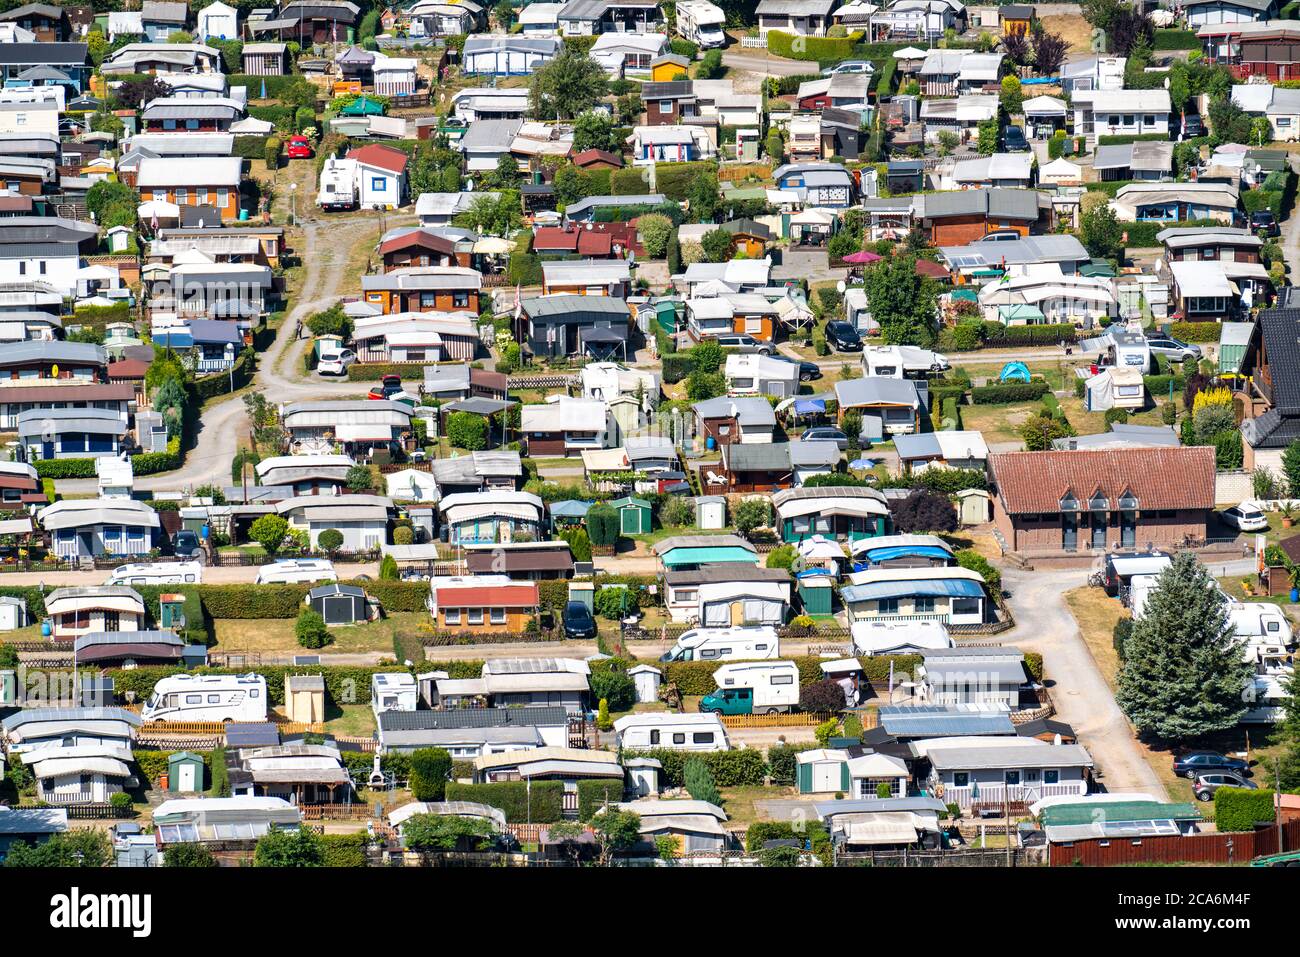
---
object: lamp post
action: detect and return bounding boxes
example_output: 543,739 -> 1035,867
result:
290,182 -> 298,226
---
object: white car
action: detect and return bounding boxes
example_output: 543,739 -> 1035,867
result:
318,349 -> 357,376
1222,502 -> 1270,533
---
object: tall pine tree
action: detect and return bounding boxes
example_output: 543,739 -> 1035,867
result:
1115,552 -> 1251,742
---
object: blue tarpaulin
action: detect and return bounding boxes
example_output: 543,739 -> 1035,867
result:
856,545 -> 954,564
841,578 -> 986,603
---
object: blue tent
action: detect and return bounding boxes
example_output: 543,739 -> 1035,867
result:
793,398 -> 826,416
1000,361 -> 1031,383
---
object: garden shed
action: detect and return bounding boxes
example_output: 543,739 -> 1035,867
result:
0,595 -> 29,631
694,495 -> 727,530
796,749 -> 851,794
611,496 -> 652,535
628,664 -> 662,704
796,573 -> 834,616
307,584 -> 370,625
284,674 -> 326,724
956,489 -> 993,526
166,751 -> 205,793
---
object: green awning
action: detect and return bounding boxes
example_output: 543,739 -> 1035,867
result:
660,547 -> 761,567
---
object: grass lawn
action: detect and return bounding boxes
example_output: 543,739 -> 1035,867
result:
212,610 -> 429,654
218,544 -> 267,557
1219,576 -> 1295,606
957,400 -> 1040,446
718,785 -> 794,825
322,703 -> 376,737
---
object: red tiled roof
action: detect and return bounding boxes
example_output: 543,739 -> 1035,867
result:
347,143 -> 409,174
988,447 -> 1216,515
577,230 -> 612,256
380,229 -> 455,258
532,227 -> 579,252
571,148 -> 623,169
435,583 -> 539,607
107,359 -> 150,380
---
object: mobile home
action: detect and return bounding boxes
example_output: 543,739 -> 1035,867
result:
105,561 -> 203,587
372,672 -> 418,721
658,625 -> 780,663
140,673 -> 268,723
701,660 -> 800,714
255,559 -> 339,585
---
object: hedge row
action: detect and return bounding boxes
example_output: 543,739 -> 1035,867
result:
231,135 -> 270,160
135,437 -> 184,477
1167,321 -> 1224,343
1214,786 -> 1275,832
970,381 -> 1052,404
196,580 -> 430,619
347,361 -> 433,383
444,780 -> 565,823
577,778 -> 625,822
1121,219 -> 1224,248
1142,373 -> 1187,397
655,161 -> 718,202
767,29 -> 863,62
983,323 -> 1078,347
621,747 -> 768,788
104,664 -> 412,706
192,349 -> 255,401
321,832 -> 368,867
1153,29 -> 1201,50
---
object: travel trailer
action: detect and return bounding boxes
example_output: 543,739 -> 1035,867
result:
658,625 -> 779,663
612,712 -> 730,751
1242,673 -> 1288,725
255,559 -> 339,585
140,673 -> 268,723
701,660 -> 801,714
105,561 -> 203,587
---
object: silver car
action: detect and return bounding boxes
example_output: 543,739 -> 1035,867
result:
1145,336 -> 1202,362
1193,771 -> 1256,802
715,334 -> 773,356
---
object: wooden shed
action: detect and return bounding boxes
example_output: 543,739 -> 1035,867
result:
284,674 -> 326,724
611,496 -> 653,536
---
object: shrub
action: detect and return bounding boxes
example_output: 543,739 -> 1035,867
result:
249,514 -> 289,554
1104,408 -> 1129,427
589,669 -> 635,711
576,778 -> 624,821
587,504 -> 619,547
317,528 -> 344,555
408,748 -> 453,801
163,843 -> 218,867
294,609 -> 332,649
1213,786 -> 1275,832
264,136 -> 281,168
891,489 -> 958,534
619,748 -> 766,788
448,411 -> 488,451
766,744 -> 803,785
109,792 -> 133,814
766,29 -> 862,61
799,679 -> 846,713
444,781 -> 565,822
970,382 -> 1051,404
320,832 -> 367,867
380,555 -> 400,580
684,758 -> 722,805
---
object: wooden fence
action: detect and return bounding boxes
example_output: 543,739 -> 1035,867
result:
299,803 -> 371,821
139,719 -> 324,736
719,711 -> 827,729
1048,820 -> 1300,866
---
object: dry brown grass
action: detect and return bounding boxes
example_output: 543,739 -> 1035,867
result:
1064,585 -> 1126,689
1039,13 -> 1096,51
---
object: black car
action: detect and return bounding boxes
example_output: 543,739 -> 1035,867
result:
1172,751 -> 1248,779
772,354 -> 822,381
1002,124 -> 1029,152
825,321 -> 863,352
1251,210 -> 1281,238
562,600 -> 597,640
1183,113 -> 1205,138
172,529 -> 204,561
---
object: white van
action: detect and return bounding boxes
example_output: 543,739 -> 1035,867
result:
611,712 -> 730,751
659,625 -> 779,663
255,559 -> 338,585
140,673 -> 268,723
105,561 -> 203,587
707,660 -> 801,714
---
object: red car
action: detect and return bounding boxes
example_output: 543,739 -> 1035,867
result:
286,135 -> 314,159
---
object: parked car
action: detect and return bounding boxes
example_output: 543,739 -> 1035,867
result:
286,135 -> 314,159
562,600 -> 597,640
172,529 -> 204,562
1251,210 -> 1281,238
772,354 -> 822,381
1002,125 -> 1029,152
1221,501 -> 1270,533
367,374 -> 404,399
1193,772 -> 1257,802
1182,112 -> 1205,138
318,349 -> 356,376
716,334 -> 773,356
825,321 -> 863,352
821,59 -> 873,76
1144,335 -> 1201,362
801,426 -> 849,450
1172,751 -> 1249,779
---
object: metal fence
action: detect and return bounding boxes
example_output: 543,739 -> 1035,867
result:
837,847 -> 1033,867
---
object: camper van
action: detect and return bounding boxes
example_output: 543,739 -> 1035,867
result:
1242,673 -> 1288,724
255,559 -> 339,585
1096,552 -> 1170,598
658,625 -> 779,663
140,673 -> 268,723
105,561 -> 203,587
676,0 -> 727,48
612,712 -> 730,751
1229,602 -> 1294,649
702,660 -> 800,715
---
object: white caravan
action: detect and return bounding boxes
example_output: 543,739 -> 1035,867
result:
612,712 -> 730,751
255,559 -> 339,585
676,0 -> 727,48
708,660 -> 801,713
658,625 -> 779,663
105,561 -> 203,587
141,673 -> 268,723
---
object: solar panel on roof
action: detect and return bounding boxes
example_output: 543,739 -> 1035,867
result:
224,722 -> 280,747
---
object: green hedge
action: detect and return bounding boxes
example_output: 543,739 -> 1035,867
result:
346,361 -> 430,383
970,382 -> 1051,404
193,350 -> 255,401
1153,29 -> 1201,50
196,580 -> 429,618
231,135 -> 270,160
621,747 -> 767,788
576,777 -> 626,821
33,458 -> 97,479
1213,786 -> 1275,832
105,664 -> 412,707
1167,321 -> 1224,343
661,353 -> 694,384
767,30 -> 863,62
134,437 -> 184,477
1096,133 -> 1172,146
655,161 -> 717,202
444,781 -> 565,823
983,323 -> 1078,346
320,832 -> 368,867
1142,373 -> 1187,397
1121,219 -> 1224,248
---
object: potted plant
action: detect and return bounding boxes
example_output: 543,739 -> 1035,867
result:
1283,502 -> 1295,528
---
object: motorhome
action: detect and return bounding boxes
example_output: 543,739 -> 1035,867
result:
317,156 -> 358,211
1229,602 -> 1294,649
371,672 -> 418,721
852,619 -> 953,655
105,561 -> 203,587
676,0 -> 727,48
658,625 -> 779,663
1096,552 -> 1170,598
1242,673 -> 1288,724
140,673 -> 268,723
255,559 -> 339,585
612,712 -> 730,751
701,660 -> 801,714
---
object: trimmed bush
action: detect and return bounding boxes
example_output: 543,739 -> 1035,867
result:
620,748 -> 767,788
767,29 -> 863,62
1168,322 -> 1224,343
970,382 -> 1051,404
1214,786 -> 1276,832
408,748 -> 453,801
444,781 -> 565,822
320,832 -> 368,867
577,777 -> 625,821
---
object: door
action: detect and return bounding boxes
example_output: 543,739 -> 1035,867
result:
1062,515 -> 1077,551
79,531 -> 94,557
42,439 -> 53,459
1120,511 -> 1136,548
1022,768 -> 1042,802
730,601 -> 744,626
178,763 -> 197,792
1090,512 -> 1107,549
621,507 -> 637,535
812,761 -> 840,792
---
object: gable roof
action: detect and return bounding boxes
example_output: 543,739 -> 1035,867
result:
347,143 -> 408,174
987,447 -> 1216,515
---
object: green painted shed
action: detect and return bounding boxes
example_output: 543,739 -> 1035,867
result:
167,751 -> 205,793
797,575 -> 834,616
796,749 -> 851,794
611,496 -> 653,535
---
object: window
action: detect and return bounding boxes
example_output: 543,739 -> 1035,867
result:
489,608 -> 506,625
128,527 -> 145,542
1044,769 -> 1060,784
371,176 -> 387,192
250,689 -> 259,698
207,694 -> 221,703
216,189 -> 228,207
468,608 -> 484,625
103,526 -> 122,547
444,608 -> 461,625
650,729 -> 660,744
672,733 -> 686,744
771,674 -> 794,685
453,291 -> 470,309
185,694 -> 202,704
953,772 -> 969,787
693,732 -> 715,744
659,99 -> 673,112
914,597 -> 936,613
1005,770 -> 1021,785
878,598 -> 899,614
104,611 -> 119,632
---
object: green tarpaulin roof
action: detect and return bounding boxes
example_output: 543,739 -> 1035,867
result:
341,96 -> 385,116
660,547 -> 761,567
1038,801 -> 1202,827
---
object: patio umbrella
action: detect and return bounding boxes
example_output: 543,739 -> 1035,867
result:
841,251 -> 883,264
